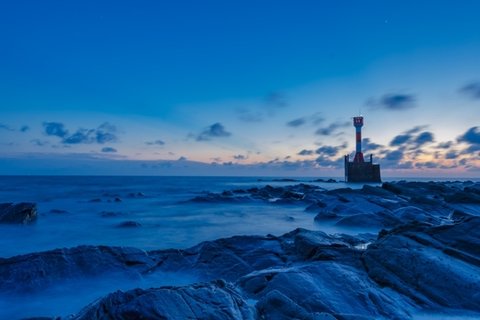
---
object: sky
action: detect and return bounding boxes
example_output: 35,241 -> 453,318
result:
0,1 -> 479,177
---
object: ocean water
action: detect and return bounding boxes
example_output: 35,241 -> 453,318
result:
0,175 -> 478,319
1,175 -> 477,258
0,175 -> 365,258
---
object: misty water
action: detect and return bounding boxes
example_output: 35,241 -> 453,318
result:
0,176 -> 363,258
1,176 -> 478,319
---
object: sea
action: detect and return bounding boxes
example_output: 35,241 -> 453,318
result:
0,175 -> 354,258
0,175 -> 479,319
0,175 -> 477,258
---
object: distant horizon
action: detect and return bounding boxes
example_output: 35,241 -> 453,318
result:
1,174 -> 478,181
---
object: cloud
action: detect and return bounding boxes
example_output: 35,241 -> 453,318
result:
384,149 -> 404,161
146,140 -> 166,146
95,122 -> 118,144
297,149 -> 314,156
315,145 -> 343,157
0,124 -> 15,131
362,138 -> 383,152
445,151 -> 457,159
405,125 -> 428,135
43,121 -> 118,145
437,141 -> 453,149
414,131 -> 434,146
286,118 -> 306,127
286,113 -> 324,128
0,124 -> 30,132
101,147 -> 117,153
458,126 -> 480,144
63,129 -> 94,144
196,123 -> 232,141
43,122 -> 69,138
389,126 -> 433,148
459,81 -> 480,100
368,93 -> 416,111
315,155 -> 343,168
315,121 -> 350,136
390,134 -> 411,146
30,139 -> 49,146
237,108 -> 264,122
265,91 -> 288,109
233,154 -> 247,160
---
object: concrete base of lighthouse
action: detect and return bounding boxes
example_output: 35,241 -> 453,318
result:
344,155 -> 381,183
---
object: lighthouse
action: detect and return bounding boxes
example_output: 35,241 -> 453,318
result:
353,116 -> 364,163
344,116 -> 381,182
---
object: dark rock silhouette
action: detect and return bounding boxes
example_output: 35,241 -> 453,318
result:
0,202 -> 37,224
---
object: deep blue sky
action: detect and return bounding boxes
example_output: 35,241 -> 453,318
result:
1,1 -> 479,176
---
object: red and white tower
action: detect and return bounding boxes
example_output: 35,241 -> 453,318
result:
353,116 -> 364,163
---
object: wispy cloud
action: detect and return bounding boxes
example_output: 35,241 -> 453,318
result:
459,81 -> 480,100
297,149 -> 314,156
286,118 -> 306,127
146,139 -> 165,146
286,113 -> 324,128
101,147 -> 117,153
236,108 -> 264,122
315,143 -> 347,157
367,93 -> 416,111
315,121 -> 349,136
233,154 -> 247,160
264,91 -> 288,109
43,121 -> 118,145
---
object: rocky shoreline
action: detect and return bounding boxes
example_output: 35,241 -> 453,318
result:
1,181 -> 480,319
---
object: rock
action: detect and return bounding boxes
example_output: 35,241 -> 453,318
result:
100,211 -> 124,217
444,191 -> 480,204
363,217 -> 480,310
72,280 -> 256,320
127,192 -> 145,198
361,185 -> 395,197
238,261 -> 415,319
49,209 -> 68,214
255,290 -> 337,320
314,210 -> 339,221
450,209 -> 474,222
116,221 -> 142,228
0,246 -> 154,293
392,206 -> 440,224
152,234 -> 287,282
305,201 -> 327,212
335,211 -> 401,229
381,182 -> 406,195
0,202 -> 37,224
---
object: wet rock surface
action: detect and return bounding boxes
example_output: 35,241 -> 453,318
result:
3,181 -> 480,319
72,280 -> 255,320
0,202 -> 37,224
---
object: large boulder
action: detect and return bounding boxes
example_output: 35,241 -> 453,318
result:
0,246 -> 154,293
238,262 -> 415,319
0,202 -> 37,224
363,217 -> 480,310
72,280 -> 255,320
